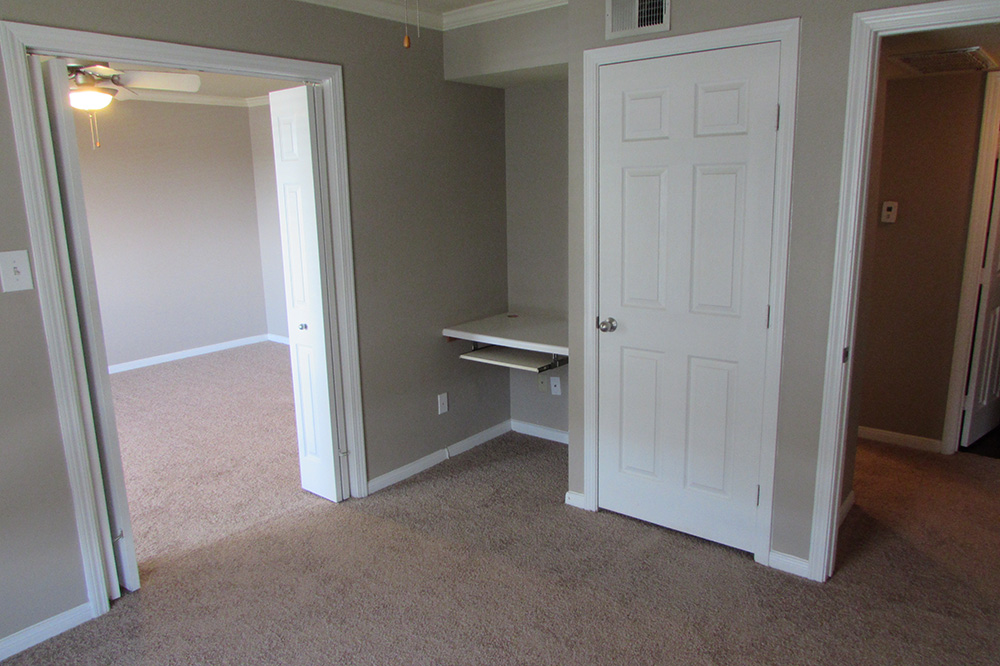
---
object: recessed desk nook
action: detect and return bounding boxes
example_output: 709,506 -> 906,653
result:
443,312 -> 568,373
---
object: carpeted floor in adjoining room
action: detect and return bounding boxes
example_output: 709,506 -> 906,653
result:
4,342 -> 999,665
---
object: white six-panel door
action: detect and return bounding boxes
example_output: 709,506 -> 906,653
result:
597,42 -> 781,552
269,86 -> 344,502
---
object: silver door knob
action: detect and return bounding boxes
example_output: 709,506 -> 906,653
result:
299,323 -> 308,330
598,317 -> 618,333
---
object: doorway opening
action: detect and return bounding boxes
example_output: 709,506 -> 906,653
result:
815,0 -> 1000,582
0,21 -> 366,620
62,65 -> 328,586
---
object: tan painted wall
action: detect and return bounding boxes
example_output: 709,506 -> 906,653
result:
0,0 -> 508,642
506,79 -> 569,431
855,72 -> 986,440
75,101 -> 268,365
248,103 -> 288,340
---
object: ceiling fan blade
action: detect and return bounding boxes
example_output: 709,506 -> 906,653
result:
114,71 -> 201,93
111,85 -> 139,101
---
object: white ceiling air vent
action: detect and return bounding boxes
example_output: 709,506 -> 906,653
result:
890,47 -> 998,75
606,0 -> 670,41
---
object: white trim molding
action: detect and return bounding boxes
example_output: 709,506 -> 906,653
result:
444,0 -> 567,30
367,421 -> 510,493
300,0 -> 443,30
564,490 -> 590,510
107,335 -> 273,374
581,18 -> 801,569
511,419 -> 569,444
814,0 -> 1000,583
299,0 -> 566,31
0,603 -> 96,661
768,551 -> 811,579
857,426 -> 943,453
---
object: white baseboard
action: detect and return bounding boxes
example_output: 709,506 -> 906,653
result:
0,602 -> 96,661
266,334 -> 290,345
858,426 -> 943,453
367,421 -> 511,493
564,490 -> 593,510
447,421 -> 512,457
108,335 -> 272,374
767,551 -> 811,579
838,489 -> 856,527
511,419 -> 569,444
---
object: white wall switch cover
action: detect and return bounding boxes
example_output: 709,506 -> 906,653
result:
549,376 -> 562,396
0,250 -> 33,292
880,201 -> 898,223
437,392 -> 449,415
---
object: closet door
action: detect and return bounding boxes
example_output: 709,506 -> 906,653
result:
596,42 -> 781,552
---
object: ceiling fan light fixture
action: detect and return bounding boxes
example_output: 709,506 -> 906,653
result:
69,84 -> 117,111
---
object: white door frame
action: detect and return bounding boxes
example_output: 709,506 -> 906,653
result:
814,0 -> 1000,582
0,20 -> 368,627
579,19 -> 800,570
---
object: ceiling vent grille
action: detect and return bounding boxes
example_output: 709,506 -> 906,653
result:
891,47 -> 998,75
606,0 -> 670,40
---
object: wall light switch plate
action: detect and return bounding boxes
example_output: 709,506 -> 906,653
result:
880,201 -> 898,224
0,250 -> 33,292
549,376 -> 562,396
437,392 -> 449,415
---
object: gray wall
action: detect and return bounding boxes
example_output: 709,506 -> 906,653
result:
0,0 -> 507,644
855,72 -> 986,440
0,60 -> 90,632
505,80 -> 569,431
75,101 -> 268,365
248,103 -> 288,340
444,5 -> 568,85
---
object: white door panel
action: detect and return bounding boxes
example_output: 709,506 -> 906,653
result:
964,162 -> 1000,445
269,86 -> 343,502
598,43 -> 781,552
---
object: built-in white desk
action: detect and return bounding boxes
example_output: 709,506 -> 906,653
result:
443,312 -> 568,373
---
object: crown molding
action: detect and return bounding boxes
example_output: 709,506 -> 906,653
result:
118,90 -> 257,107
301,0 -> 443,31
443,0 -> 566,30
298,0 -> 566,31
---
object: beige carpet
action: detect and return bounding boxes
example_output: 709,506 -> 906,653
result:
109,342 -> 326,575
4,343 -> 999,665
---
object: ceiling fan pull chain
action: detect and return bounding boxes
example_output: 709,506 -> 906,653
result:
88,111 -> 101,150
403,0 -> 411,49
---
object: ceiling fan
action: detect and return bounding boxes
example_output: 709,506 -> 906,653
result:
66,61 -> 202,110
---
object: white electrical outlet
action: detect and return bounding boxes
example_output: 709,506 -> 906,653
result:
549,376 -> 562,396
437,392 -> 449,415
0,250 -> 33,292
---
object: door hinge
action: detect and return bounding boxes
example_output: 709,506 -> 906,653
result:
338,449 -> 349,458
756,485 -> 761,506
112,529 -> 124,544
842,346 -> 851,363
766,305 -> 771,329
776,104 -> 781,131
